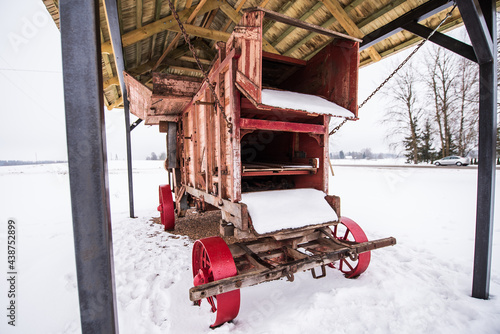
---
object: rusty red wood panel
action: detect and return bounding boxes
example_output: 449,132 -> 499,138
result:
153,73 -> 202,96
279,40 -> 359,118
124,72 -> 152,120
235,11 -> 262,104
240,118 -> 325,134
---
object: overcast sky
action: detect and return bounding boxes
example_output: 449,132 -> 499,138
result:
0,0 -> 469,161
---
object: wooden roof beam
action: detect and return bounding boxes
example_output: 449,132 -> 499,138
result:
319,0 -> 381,62
221,0 -> 248,32
101,0 -> 223,54
271,2 -> 323,47
283,0 -> 400,58
153,0 -> 208,71
179,56 -> 212,65
262,1 -> 294,34
103,75 -> 120,89
136,0 -> 143,67
149,0 -> 165,60
219,1 -> 280,54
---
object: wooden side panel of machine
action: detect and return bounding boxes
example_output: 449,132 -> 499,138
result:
279,40 -> 359,118
179,46 -> 242,203
232,11 -> 263,106
124,72 -> 151,120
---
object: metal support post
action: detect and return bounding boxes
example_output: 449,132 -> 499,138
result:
472,0 -> 497,300
60,0 -> 118,332
457,0 -> 497,299
104,0 -> 136,218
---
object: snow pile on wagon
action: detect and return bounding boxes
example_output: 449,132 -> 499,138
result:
261,89 -> 355,118
241,188 -> 338,234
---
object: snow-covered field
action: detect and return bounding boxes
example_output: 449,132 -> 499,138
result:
0,161 -> 499,334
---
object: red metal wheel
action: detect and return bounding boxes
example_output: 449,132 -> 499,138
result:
192,237 -> 240,328
157,184 -> 175,230
330,217 -> 371,278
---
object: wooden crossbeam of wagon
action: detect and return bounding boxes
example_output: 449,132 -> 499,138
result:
189,236 -> 397,301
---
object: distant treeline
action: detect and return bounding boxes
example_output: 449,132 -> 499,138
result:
0,160 -> 67,166
330,149 -> 397,160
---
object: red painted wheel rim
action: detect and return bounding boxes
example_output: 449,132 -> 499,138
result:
158,184 -> 175,230
331,217 -> 371,278
192,237 -> 240,328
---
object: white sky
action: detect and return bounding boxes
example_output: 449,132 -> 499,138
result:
0,0 -> 469,161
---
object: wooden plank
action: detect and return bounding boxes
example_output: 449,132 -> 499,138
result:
240,118 -> 326,134
235,71 -> 260,105
244,7 -> 361,42
178,56 -> 212,65
262,51 -> 306,66
190,236 -> 397,301
153,73 -> 203,96
228,57 -> 242,202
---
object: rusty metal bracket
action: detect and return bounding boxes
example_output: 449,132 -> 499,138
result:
238,243 -> 275,270
311,265 -> 327,279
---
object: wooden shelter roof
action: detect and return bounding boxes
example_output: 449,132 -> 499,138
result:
42,0 -> 499,110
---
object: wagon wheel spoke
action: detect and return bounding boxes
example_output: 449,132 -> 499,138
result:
192,237 -> 240,328
158,185 -> 175,230
329,217 -> 371,278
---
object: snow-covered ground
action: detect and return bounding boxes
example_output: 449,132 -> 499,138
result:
0,161 -> 499,333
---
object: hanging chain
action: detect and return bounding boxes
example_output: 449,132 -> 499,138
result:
329,2 -> 457,136
165,0 -> 233,132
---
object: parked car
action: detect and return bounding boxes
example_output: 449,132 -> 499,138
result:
433,156 -> 470,166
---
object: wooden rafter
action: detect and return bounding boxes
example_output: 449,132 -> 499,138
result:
262,0 -> 293,34
357,0 -> 407,28
153,0 -> 207,71
149,0 -> 163,59
319,0 -> 381,62
271,2 -> 323,47
221,0 -> 248,32
179,55 -> 212,65
100,29 -> 119,106
103,75 -> 120,89
136,0 -> 143,67
101,0 -> 223,54
283,0 -> 390,58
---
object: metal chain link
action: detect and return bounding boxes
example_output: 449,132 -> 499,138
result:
329,2 -> 457,136
166,0 -> 233,132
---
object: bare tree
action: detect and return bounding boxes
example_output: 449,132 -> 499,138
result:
424,46 -> 457,158
383,64 -> 423,164
454,56 -> 479,156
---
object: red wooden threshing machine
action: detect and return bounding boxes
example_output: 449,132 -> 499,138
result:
125,8 -> 396,328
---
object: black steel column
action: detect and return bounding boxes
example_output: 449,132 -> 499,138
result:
457,0 -> 497,299
60,0 -> 118,332
104,0 -> 136,218
473,0 -> 497,300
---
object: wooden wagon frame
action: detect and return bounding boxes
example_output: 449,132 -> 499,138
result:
125,8 -> 396,328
